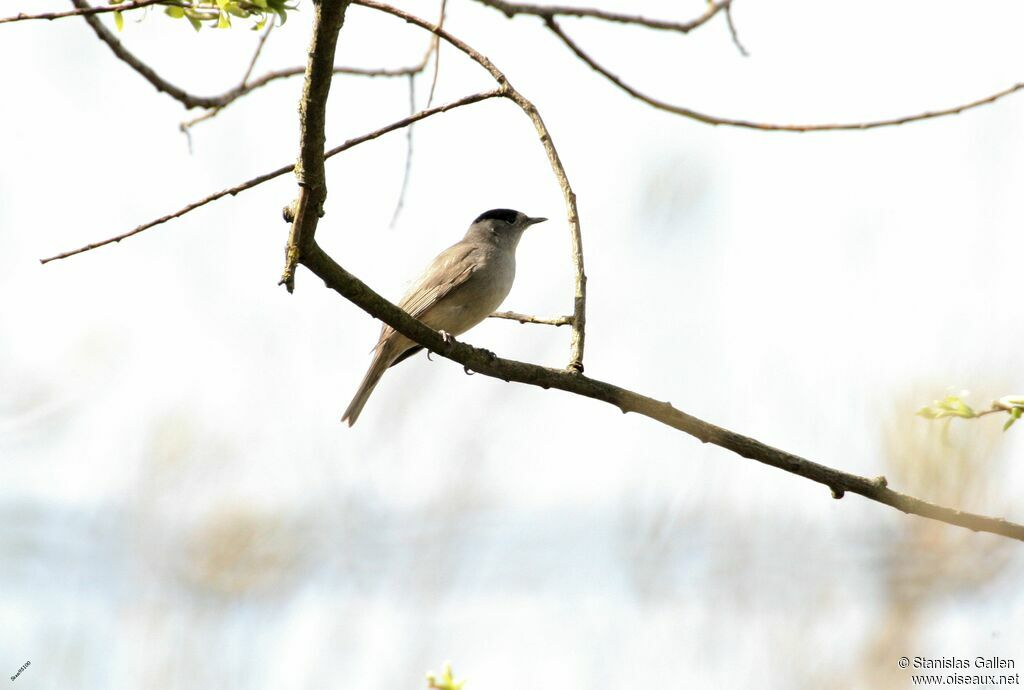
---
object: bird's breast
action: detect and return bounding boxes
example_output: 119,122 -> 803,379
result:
421,249 -> 516,336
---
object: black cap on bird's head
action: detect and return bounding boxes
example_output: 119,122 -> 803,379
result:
472,208 -> 548,227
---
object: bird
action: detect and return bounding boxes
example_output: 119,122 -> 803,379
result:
341,208 -> 548,426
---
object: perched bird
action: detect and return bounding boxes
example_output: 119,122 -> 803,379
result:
342,209 -> 548,426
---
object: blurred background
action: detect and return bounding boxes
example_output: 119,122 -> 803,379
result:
2,1 -> 1023,688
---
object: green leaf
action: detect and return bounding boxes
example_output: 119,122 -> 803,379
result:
1005,407 -> 1023,432
917,394 -> 979,421
165,6 -> 185,18
943,395 -> 975,418
113,9 -> 124,31
251,0 -> 268,8
217,10 -> 231,28
187,14 -> 202,31
216,0 -> 230,9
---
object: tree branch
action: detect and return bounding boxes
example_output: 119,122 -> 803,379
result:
353,0 -> 588,372
39,90 -> 502,264
490,311 -> 573,326
472,0 -> 730,33
299,241 -> 1024,543
723,3 -> 748,57
180,20 -> 275,148
546,18 -> 1024,132
67,0 -> 424,112
388,3 -> 447,228
278,0 -> 353,292
0,0 -> 169,24
182,28 -> 435,140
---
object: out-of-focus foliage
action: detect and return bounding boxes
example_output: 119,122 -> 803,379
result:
426,662 -> 465,690
108,0 -> 295,33
917,394 -> 1024,431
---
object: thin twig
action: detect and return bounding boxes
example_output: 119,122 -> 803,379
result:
354,0 -> 588,372
301,242 -> 1024,543
180,20 -> 275,149
69,0 -> 425,111
723,3 -> 748,57
547,18 -> 1024,132
425,0 -> 448,109
387,7 -> 445,228
71,0 -> 223,109
40,91 -> 502,264
0,0 -> 169,24
472,0 -> 729,34
388,75 -> 418,229
241,20 -> 274,85
490,311 -> 573,326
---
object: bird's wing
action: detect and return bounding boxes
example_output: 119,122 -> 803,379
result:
399,243 -> 479,320
374,242 -> 479,348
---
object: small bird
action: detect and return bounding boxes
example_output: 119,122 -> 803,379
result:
342,209 -> 548,426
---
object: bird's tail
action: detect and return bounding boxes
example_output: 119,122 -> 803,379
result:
341,347 -> 395,427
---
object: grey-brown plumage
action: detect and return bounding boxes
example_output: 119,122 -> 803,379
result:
342,209 -> 547,426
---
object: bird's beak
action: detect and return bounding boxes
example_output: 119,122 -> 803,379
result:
526,216 -> 548,226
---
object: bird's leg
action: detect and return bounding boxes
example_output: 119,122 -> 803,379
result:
426,332 -> 456,362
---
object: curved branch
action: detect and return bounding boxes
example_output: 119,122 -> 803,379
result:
69,0 -> 425,111
472,0 -> 729,34
39,90 -> 502,264
300,241 -> 1024,543
71,0 -> 223,109
353,0 -> 588,372
547,18 -> 1024,132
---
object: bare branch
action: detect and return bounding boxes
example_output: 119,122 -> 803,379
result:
0,0 -> 168,25
388,76 -> 418,229
425,0 -> 448,109
70,0 -> 225,109
723,3 -> 748,57
68,0 -> 425,112
388,2 -> 448,228
546,18 -> 1024,132
40,91 -> 502,264
354,0 -> 588,372
278,0 -> 353,292
240,19 -> 274,86
490,311 -> 573,326
473,0 -> 729,34
182,24 -> 436,139
300,241 -> 1024,543
180,21 -> 272,149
